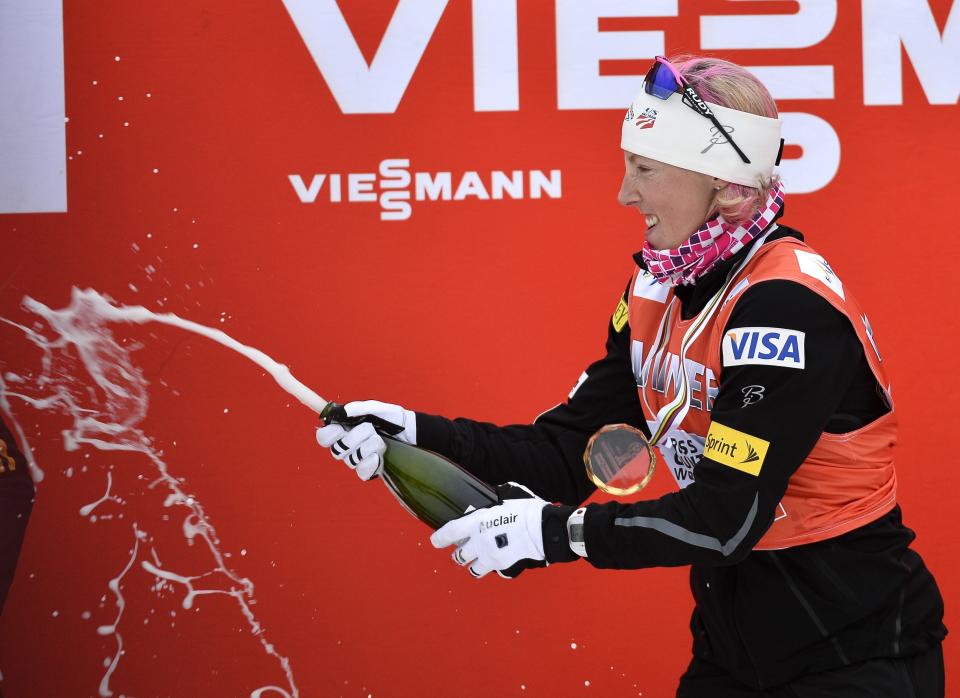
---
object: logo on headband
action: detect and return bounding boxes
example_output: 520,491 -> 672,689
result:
634,107 -> 659,130
701,125 -> 735,154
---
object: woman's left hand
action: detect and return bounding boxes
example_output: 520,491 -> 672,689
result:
431,483 -> 548,579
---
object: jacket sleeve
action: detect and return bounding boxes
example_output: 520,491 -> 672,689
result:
579,280 -> 878,568
415,279 -> 647,506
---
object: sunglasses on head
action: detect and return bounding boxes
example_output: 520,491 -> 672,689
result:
643,56 -> 752,165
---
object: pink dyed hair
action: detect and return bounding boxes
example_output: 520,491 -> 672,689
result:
670,54 -> 781,226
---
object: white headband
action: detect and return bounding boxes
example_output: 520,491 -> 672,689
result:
620,85 -> 782,187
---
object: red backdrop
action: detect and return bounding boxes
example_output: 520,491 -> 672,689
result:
1,1 -> 958,696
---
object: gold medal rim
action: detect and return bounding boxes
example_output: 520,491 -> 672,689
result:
583,423 -> 657,496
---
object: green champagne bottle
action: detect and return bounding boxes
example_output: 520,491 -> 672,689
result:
320,402 -> 498,529
378,438 -> 498,529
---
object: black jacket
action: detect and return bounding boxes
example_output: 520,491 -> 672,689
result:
415,226 -> 946,688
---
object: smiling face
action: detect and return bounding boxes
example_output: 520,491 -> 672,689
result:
618,151 -> 722,250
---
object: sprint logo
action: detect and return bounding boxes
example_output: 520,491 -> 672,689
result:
703,421 -> 770,476
722,327 -> 805,369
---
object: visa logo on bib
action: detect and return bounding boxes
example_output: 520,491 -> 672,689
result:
721,327 -> 806,369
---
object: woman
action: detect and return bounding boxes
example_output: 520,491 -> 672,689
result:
317,55 -> 946,696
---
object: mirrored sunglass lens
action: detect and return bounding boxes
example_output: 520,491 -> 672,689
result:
644,63 -> 679,100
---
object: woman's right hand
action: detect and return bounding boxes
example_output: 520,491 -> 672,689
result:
315,400 -> 417,481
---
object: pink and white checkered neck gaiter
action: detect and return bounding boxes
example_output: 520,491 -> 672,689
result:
641,182 -> 785,287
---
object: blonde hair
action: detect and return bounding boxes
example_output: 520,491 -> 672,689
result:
671,55 -> 781,226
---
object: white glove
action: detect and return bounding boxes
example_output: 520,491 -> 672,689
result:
315,400 -> 417,481
430,483 -> 547,579
316,421 -> 386,481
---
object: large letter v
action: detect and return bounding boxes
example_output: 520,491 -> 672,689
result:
283,0 -> 449,114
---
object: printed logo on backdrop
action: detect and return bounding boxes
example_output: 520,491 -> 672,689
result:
0,0 -> 66,214
283,0 -> 960,198
288,159 -> 561,221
